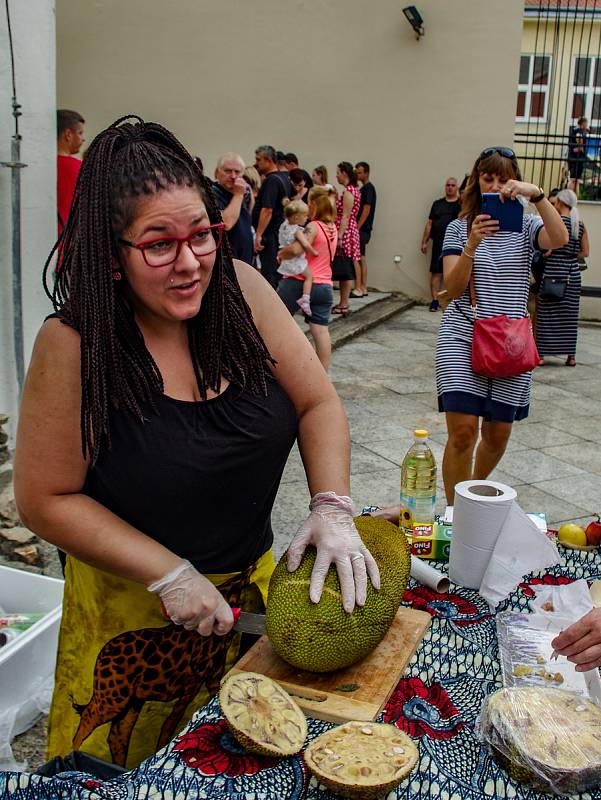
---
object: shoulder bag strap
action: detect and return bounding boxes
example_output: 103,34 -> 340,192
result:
314,221 -> 334,264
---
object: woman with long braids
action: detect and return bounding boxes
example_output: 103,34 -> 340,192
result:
14,117 -> 379,768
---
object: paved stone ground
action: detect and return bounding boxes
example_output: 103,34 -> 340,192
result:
7,300 -> 601,770
272,304 -> 601,559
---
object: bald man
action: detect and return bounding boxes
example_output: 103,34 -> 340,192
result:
420,177 -> 460,311
213,153 -> 255,264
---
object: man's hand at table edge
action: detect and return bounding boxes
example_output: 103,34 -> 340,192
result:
287,491 -> 381,613
551,607 -> 601,672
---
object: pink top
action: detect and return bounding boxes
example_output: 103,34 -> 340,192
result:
288,221 -> 336,284
307,221 -> 336,284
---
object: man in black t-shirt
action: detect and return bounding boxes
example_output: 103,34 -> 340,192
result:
420,177 -> 460,311
252,145 -> 292,287
355,162 -> 376,297
212,152 -> 254,265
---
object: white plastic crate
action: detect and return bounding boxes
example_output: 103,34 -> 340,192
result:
0,565 -> 63,735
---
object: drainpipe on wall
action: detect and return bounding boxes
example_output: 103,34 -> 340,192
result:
1,1 -> 27,398
1,100 -> 27,400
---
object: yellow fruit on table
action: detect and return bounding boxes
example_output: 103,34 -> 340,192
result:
557,523 -> 587,548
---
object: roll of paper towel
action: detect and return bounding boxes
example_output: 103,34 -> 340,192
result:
448,479 -> 517,589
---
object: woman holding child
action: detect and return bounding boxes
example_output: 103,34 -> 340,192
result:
277,186 -> 338,369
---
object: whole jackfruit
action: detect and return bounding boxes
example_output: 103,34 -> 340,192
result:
265,516 -> 411,672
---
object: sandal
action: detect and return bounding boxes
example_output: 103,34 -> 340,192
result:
538,358 -> 545,366
350,290 -> 365,299
331,305 -> 351,315
565,356 -> 576,367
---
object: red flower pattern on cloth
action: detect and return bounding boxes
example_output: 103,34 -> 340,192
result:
384,676 -> 465,739
519,574 -> 574,597
403,585 -> 491,627
173,719 -> 278,776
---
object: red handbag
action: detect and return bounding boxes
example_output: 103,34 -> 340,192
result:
469,275 -> 539,378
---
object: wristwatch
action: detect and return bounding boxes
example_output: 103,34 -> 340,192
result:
531,189 -> 545,203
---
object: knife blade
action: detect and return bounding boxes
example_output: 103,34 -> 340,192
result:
160,601 -> 266,635
232,607 -> 266,635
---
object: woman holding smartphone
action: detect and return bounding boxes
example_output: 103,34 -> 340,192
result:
436,147 -> 567,503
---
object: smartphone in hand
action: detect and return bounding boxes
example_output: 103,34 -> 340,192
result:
481,193 -> 524,232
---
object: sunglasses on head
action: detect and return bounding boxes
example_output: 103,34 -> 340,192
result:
478,147 -> 516,161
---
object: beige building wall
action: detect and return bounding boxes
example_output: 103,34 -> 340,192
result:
57,0 -> 524,298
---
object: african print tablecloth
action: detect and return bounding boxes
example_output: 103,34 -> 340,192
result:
2,548 -> 601,800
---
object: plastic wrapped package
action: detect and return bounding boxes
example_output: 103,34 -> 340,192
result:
478,687 -> 601,795
496,611 -> 601,702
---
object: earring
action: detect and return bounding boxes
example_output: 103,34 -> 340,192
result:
112,271 -> 122,281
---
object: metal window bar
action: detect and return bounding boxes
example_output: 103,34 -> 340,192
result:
516,0 -> 601,200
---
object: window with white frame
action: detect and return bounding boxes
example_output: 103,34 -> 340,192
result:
516,54 -> 551,122
571,56 -> 601,132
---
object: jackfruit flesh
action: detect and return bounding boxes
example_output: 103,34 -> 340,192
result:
304,720 -> 419,800
265,516 -> 411,672
220,671 -> 307,757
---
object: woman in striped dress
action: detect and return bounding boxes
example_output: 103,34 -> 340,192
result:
536,189 -> 589,367
436,148 -> 568,503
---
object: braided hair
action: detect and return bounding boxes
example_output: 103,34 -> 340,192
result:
44,115 -> 274,465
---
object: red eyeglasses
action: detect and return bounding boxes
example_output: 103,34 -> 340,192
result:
120,223 -> 225,267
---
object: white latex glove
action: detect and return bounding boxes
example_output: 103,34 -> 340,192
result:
287,492 -> 381,613
147,560 -> 234,637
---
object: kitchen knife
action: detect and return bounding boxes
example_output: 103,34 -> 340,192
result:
232,607 -> 266,635
160,601 -> 266,635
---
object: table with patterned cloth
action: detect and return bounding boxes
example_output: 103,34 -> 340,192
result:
2,549 -> 601,800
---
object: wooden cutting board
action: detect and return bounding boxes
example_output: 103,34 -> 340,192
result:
227,606 -> 431,723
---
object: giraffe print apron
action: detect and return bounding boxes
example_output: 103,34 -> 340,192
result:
46,549 -> 274,769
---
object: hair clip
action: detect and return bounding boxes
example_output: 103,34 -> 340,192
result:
112,271 -> 122,281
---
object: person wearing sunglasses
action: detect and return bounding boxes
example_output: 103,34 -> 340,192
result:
436,147 -> 568,504
13,117 -> 378,767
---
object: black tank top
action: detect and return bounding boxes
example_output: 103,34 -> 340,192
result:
84,377 -> 298,572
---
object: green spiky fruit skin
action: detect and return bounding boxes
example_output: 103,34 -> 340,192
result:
265,516 -> 411,673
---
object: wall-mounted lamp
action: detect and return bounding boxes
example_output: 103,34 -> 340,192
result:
402,5 -> 424,39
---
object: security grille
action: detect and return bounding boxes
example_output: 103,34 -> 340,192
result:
515,1 -> 601,199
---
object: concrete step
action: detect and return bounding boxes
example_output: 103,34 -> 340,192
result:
298,291 -> 416,350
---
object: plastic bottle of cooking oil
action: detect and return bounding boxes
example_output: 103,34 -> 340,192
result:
400,429 -> 437,538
